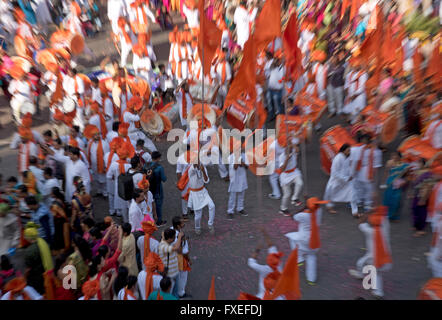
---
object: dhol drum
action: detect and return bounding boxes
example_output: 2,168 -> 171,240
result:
189,82 -> 219,104
69,33 -> 85,55
158,102 -> 179,125
320,125 -> 356,175
226,99 -> 256,131
140,108 -> 164,136
361,106 -> 399,144
294,92 -> 327,124
398,135 -> 442,169
275,115 -> 312,141
246,135 -> 277,176
60,96 -> 76,113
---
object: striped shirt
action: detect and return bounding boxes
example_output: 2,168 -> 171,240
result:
158,240 -> 179,278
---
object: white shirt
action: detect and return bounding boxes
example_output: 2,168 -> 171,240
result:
233,6 -> 250,48
247,246 -> 280,299
88,139 -> 110,173
228,153 -> 248,193
41,178 -> 61,207
183,4 -> 199,29
137,270 -> 162,299
129,199 -> 146,232
62,74 -> 85,98
106,131 -> 119,145
137,235 -> 160,269
117,288 -> 137,300
350,144 -> 382,182
278,152 -> 301,185
123,111 -> 141,134
266,65 -> 285,90
8,79 -> 32,102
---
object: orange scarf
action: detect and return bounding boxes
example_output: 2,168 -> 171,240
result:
117,160 -> 127,174
88,139 -> 105,174
106,151 -> 115,173
308,208 -> 321,250
181,89 -> 188,119
123,288 -> 136,300
19,141 -> 31,173
119,23 -> 132,44
177,46 -> 192,79
98,113 -> 108,139
220,61 -> 227,84
373,224 -> 392,268
356,145 -> 375,180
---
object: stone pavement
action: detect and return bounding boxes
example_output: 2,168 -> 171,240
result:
0,18 -> 433,300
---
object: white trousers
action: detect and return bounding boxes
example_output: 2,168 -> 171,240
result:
287,239 -> 317,283
176,271 -> 188,297
353,180 -> 374,212
218,164 -> 228,179
323,185 -> 358,215
280,176 -> 304,210
181,199 -> 188,215
92,172 -> 107,196
227,191 -> 245,214
269,172 -> 281,197
194,199 -> 216,230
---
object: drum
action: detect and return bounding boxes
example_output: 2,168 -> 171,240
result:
187,103 -> 217,127
245,135 -> 276,176
69,33 -> 85,55
398,135 -> 442,168
226,100 -> 255,131
275,115 -> 312,141
294,93 -> 327,124
361,106 -> 399,144
140,109 -> 164,136
60,97 -> 76,113
320,125 -> 355,175
189,82 -> 219,104
158,102 -> 179,125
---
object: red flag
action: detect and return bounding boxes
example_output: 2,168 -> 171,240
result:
198,0 -> 222,76
208,276 -> 216,300
341,0 -> 349,19
283,13 -> 303,81
224,36 -> 256,108
269,248 -> 301,300
254,0 -> 281,53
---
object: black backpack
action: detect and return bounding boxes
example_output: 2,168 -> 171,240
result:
117,169 -> 137,201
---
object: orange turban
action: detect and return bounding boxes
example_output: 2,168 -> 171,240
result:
266,252 -> 284,271
306,197 -> 329,211
82,280 -> 100,300
83,124 -> 100,139
117,141 -> 135,159
18,127 -> 33,140
127,96 -> 143,111
138,175 -> 150,190
21,113 -> 32,128
141,220 -> 157,235
118,122 -> 130,137
110,137 -> 124,152
68,139 -> 79,148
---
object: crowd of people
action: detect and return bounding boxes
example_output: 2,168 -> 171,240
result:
0,0 -> 441,300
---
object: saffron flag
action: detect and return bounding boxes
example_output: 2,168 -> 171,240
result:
283,13 -> 303,81
208,276 -> 216,300
269,248 -> 301,300
198,0 -> 222,76
224,36 -> 256,108
254,0 -> 281,53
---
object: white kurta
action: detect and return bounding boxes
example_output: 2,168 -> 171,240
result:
247,246 -> 282,299
324,152 -> 353,202
106,161 -> 131,210
285,210 -> 322,253
278,152 -> 302,186
15,141 -> 39,174
350,145 -> 382,182
228,153 -> 248,193
52,153 -> 91,201
88,140 -> 110,183
233,6 -> 250,49
343,71 -> 367,116
187,165 -> 212,211
137,236 -> 160,269
137,270 -> 162,299
182,5 -> 199,29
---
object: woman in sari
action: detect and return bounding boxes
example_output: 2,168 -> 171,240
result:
66,235 -> 92,290
410,159 -> 434,237
382,152 -> 410,221
50,187 -> 70,255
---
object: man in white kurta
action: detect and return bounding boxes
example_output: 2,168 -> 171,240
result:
176,83 -> 193,127
187,164 -> 215,235
8,77 -> 35,123
323,144 -> 358,215
210,53 -> 232,108
174,40 -> 193,84
343,66 -> 368,123
102,93 -> 115,133
87,133 -> 110,197
350,135 -> 382,213
129,191 -> 147,232
233,1 -> 250,49
50,147 -> 91,201
104,144 -> 120,216
227,152 -> 248,217
176,151 -> 192,218
10,132 -> 39,175
278,145 -> 304,214
268,138 -> 285,200
106,158 -> 131,222
122,107 -> 157,152
108,0 -> 127,34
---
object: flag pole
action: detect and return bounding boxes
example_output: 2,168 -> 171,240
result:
200,2 -> 205,162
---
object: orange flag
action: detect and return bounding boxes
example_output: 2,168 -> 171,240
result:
341,0 -> 349,19
208,276 -> 216,300
224,36 -> 256,108
254,0 -> 281,53
349,0 -> 360,21
198,0 -> 222,76
425,43 -> 441,80
269,248 -> 301,300
413,49 -> 424,86
283,13 -> 303,81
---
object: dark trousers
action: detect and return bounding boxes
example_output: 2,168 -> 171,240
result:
154,195 -> 164,223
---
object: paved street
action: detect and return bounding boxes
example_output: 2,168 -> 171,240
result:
0,17 -> 434,300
